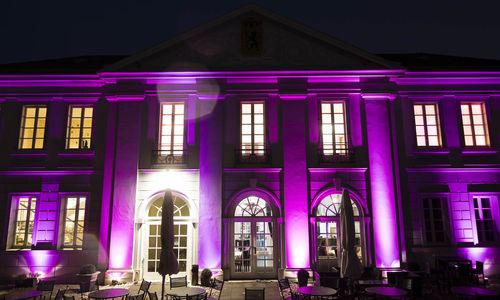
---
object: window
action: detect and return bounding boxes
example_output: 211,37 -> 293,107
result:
159,103 -> 185,157
12,196 -> 37,248
473,196 -> 496,243
62,196 -> 86,249
422,197 -> 447,244
66,106 -> 93,149
18,106 -> 47,149
461,103 -> 489,146
147,195 -> 191,273
241,102 -> 265,156
235,196 -> 272,217
321,101 -> 348,155
314,193 -> 363,271
413,103 -> 442,147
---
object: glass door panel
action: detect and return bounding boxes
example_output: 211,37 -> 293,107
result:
255,221 -> 274,272
316,221 -> 338,271
234,222 -> 252,273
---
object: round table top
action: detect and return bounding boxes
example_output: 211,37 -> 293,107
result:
451,286 -> 500,296
365,287 -> 408,297
88,288 -> 130,299
297,286 -> 337,296
5,290 -> 44,300
166,287 -> 207,297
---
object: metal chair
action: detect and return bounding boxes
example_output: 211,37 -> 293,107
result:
472,261 -> 485,285
207,278 -> 224,300
127,294 -> 144,300
148,292 -> 158,300
169,275 -> 188,289
277,278 -> 292,300
63,295 -> 76,300
37,280 -> 55,300
245,288 -> 264,300
138,280 -> 152,300
53,289 -> 67,300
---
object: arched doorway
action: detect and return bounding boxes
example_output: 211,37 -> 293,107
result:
312,192 -> 366,272
229,195 -> 278,279
142,192 -> 195,280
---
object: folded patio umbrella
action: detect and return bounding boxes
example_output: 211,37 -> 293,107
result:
339,189 -> 363,280
158,189 -> 179,300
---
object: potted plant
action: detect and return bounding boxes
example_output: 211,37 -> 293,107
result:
200,268 -> 212,287
76,264 -> 100,292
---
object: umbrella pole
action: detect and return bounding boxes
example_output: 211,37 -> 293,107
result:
161,275 -> 165,300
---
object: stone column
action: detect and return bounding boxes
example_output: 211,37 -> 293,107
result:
103,98 -> 143,280
364,94 -> 401,268
282,95 -> 310,269
198,100 -> 223,270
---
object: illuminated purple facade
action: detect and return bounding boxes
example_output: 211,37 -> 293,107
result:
0,6 -> 499,283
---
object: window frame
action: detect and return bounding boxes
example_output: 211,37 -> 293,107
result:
60,194 -> 88,250
240,101 -> 266,156
470,194 -> 499,245
9,194 -> 39,249
460,102 -> 490,147
421,196 -> 450,245
65,105 -> 94,150
319,100 -> 349,156
412,102 -> 443,148
158,102 -> 186,157
18,105 -> 47,150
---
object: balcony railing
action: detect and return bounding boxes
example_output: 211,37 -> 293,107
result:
152,150 -> 187,165
319,147 -> 354,163
235,149 -> 271,164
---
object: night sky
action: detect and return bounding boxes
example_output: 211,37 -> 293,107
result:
2,0 -> 500,64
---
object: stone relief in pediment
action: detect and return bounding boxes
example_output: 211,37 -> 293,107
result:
117,14 -> 386,71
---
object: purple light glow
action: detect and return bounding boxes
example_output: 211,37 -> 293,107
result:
283,97 -> 310,269
20,250 -> 60,278
365,98 -> 400,268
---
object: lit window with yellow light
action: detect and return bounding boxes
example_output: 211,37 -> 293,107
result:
18,106 -> 47,149
66,106 -> 93,149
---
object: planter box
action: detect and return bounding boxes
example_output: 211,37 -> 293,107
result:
76,271 -> 100,292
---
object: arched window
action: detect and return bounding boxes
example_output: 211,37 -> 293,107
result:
148,196 -> 190,217
314,193 -> 363,271
316,194 -> 360,217
145,193 -> 191,274
234,196 -> 272,217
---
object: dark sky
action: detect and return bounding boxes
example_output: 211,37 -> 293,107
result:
2,0 -> 500,64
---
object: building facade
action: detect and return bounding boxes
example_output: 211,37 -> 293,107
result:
0,7 -> 499,283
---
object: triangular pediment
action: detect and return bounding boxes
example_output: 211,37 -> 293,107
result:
103,5 -> 397,72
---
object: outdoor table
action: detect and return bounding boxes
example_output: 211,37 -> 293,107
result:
5,290 -> 44,300
451,286 -> 499,298
297,286 -> 336,298
88,288 -> 129,300
356,279 -> 388,287
365,286 -> 408,298
166,287 -> 206,299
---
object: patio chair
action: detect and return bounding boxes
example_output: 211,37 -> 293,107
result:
472,261 -> 485,285
63,295 -> 76,300
277,278 -> 291,300
207,278 -> 224,300
54,289 -> 68,300
148,292 -> 158,300
245,288 -> 264,300
169,275 -> 188,289
138,280 -> 152,300
127,294 -> 144,300
37,280 -> 55,300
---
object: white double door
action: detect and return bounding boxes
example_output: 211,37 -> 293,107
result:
231,218 -> 277,279
143,220 -> 192,281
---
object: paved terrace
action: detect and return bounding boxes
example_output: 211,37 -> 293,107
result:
45,277 -> 500,300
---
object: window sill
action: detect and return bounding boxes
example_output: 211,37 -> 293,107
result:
413,148 -> 450,155
57,150 -> 95,157
10,151 -> 48,157
461,148 -> 497,155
